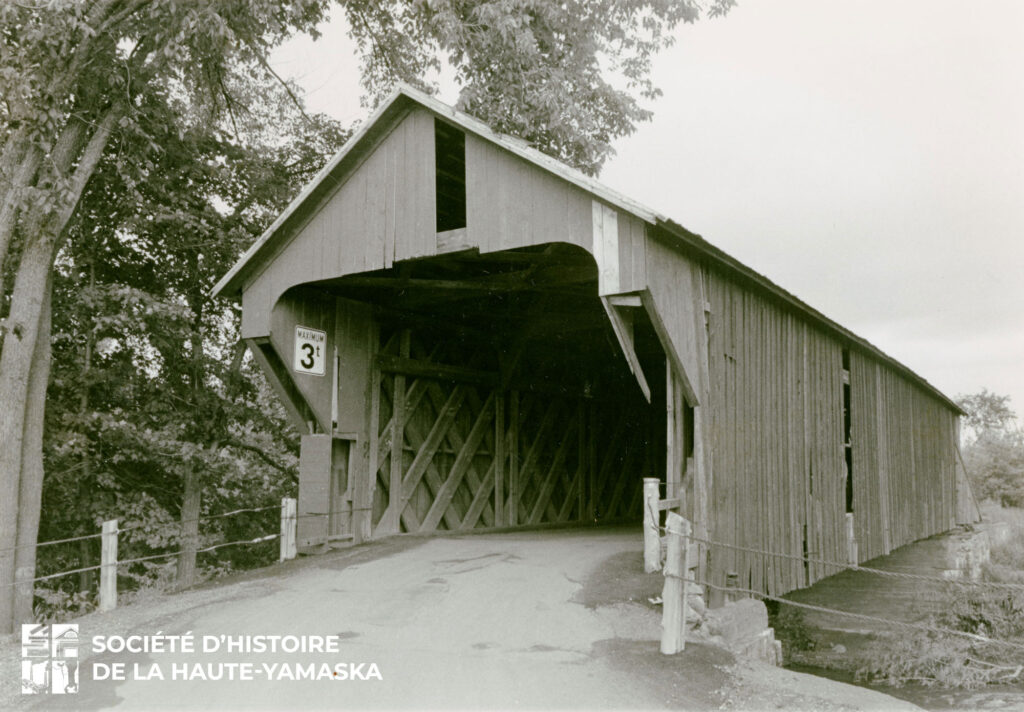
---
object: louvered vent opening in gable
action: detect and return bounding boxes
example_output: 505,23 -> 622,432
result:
434,118 -> 466,233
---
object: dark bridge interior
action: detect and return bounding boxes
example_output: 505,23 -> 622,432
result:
307,243 -> 673,532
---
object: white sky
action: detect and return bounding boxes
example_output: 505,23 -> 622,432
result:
271,0 -> 1024,419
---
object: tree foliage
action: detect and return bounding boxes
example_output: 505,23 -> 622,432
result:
958,390 -> 1024,507
1,0 -> 734,629
345,0 -> 735,174
34,69 -> 346,615
0,0 -> 331,632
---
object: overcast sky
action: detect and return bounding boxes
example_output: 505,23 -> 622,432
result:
271,0 -> 1024,420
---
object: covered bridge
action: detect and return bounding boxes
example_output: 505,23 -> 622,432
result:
213,86 -> 976,601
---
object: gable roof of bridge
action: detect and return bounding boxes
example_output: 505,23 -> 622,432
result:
212,84 -> 963,415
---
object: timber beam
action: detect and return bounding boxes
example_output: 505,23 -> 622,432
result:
600,294 -> 652,403
377,355 -> 498,387
335,264 -> 594,294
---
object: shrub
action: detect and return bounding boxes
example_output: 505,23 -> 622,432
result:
957,391 -> 1024,507
766,601 -> 817,658
34,588 -> 96,623
856,517 -> 1024,689
987,506 -> 1024,574
857,630 -> 1022,689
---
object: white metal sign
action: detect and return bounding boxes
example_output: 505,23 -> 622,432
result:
293,326 -> 326,376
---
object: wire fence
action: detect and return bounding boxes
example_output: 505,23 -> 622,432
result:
672,573 -> 1024,653
14,493 -> 1022,657
0,504 -> 283,555
652,522 -> 1024,593
2,502 -> 315,590
652,516 -> 1024,656
689,535 -> 1024,592
4,534 -> 284,589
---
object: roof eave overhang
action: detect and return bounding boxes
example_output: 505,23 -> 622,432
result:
652,218 -> 966,416
210,85 -> 965,417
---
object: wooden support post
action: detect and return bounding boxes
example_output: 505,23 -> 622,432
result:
661,511 -> 690,654
666,362 -> 676,500
280,497 -> 297,561
360,349 -> 382,544
578,401 -> 586,521
692,409 -> 708,588
643,478 -> 661,573
508,390 -> 519,527
99,519 -> 118,612
587,403 -> 597,522
388,330 -> 411,534
495,392 -> 504,526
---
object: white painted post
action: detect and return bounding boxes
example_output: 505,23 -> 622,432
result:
643,478 -> 661,573
845,512 -> 858,565
99,519 -> 118,612
280,497 -> 297,561
661,511 -> 691,654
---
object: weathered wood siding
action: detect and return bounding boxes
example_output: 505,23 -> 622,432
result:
849,351 -> 958,562
269,290 -> 375,434
464,134 -> 590,253
241,108 -> 438,338
241,111 -> 649,339
231,96 -> 960,574
270,291 -> 377,546
269,289 -> 337,430
464,133 -> 647,293
643,235 -> 709,403
699,266 -> 957,596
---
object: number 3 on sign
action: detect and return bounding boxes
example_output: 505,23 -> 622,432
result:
293,326 -> 327,376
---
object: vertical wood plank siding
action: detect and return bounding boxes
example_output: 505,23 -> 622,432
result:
698,267 -> 957,595
241,108 -> 438,339
241,114 -> 649,340
465,134 -> 591,255
642,237 -> 707,403
269,291 -> 374,435
464,134 -> 649,292
232,102 -> 960,588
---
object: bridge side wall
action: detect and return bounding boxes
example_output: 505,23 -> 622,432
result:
697,264 -> 958,599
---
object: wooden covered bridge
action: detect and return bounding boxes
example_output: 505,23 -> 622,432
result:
213,86 -> 975,601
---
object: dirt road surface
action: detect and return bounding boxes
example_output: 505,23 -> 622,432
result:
4,527 -> 920,711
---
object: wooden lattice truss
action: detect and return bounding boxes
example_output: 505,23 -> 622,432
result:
368,328 -> 646,537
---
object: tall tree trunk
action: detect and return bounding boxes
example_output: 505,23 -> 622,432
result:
0,107 -> 119,634
0,228 -> 60,633
176,283 -> 206,590
13,277 -> 52,623
0,119 -> 85,324
175,465 -> 201,590
76,261 -> 96,594
77,539 -> 94,594
0,141 -> 42,306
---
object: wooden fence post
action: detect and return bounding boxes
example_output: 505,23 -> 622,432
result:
99,519 -> 118,612
643,478 -> 661,573
661,511 -> 691,654
280,497 -> 297,561
725,571 -> 740,603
